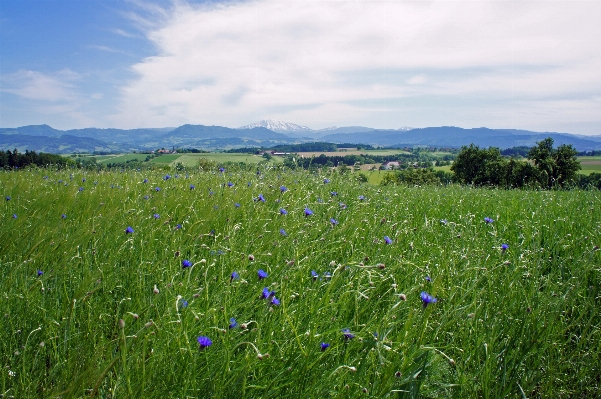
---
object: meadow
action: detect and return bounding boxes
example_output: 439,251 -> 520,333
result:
1,167 -> 600,398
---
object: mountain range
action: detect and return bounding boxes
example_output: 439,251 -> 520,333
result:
1,120 -> 600,153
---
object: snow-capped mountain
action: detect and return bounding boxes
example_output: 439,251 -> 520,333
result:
238,119 -> 315,134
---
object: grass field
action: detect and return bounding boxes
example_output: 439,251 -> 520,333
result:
2,168 -> 599,398
578,156 -> 601,175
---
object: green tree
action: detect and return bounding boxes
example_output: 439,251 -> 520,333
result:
528,138 -> 580,188
451,144 -> 506,186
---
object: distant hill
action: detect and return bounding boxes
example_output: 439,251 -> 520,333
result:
321,127 -> 601,151
2,123 -> 600,153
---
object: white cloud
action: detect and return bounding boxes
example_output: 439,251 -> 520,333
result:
112,0 -> 601,133
1,69 -> 79,102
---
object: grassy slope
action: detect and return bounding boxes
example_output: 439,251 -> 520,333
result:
1,169 -> 600,398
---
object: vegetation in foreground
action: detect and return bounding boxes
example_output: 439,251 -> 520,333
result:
1,166 -> 600,398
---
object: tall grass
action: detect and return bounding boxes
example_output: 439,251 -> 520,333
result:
1,168 -> 599,398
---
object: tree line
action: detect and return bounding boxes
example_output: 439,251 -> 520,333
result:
0,149 -> 72,169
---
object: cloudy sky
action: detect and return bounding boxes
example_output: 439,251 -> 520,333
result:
1,0 -> 600,134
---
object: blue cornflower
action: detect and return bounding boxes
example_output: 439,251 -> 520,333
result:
143,178 -> 148,183
501,243 -> 509,251
420,291 -> 437,307
247,182 -> 251,187
330,218 -> 338,225
228,182 -> 234,187
197,336 -> 212,348
330,191 -> 337,196
174,174 -> 179,178
182,259 -> 192,268
43,176 -> 48,180
271,297 -> 280,306
5,196 -> 10,201
311,270 -> 319,280
155,187 -> 161,192
320,342 -> 330,351
37,270 -> 43,276
235,203 -> 241,208
323,271 -> 331,280
339,202 -> 347,209
209,190 -> 214,195
261,287 -> 271,299
317,198 -> 323,203
143,195 -> 149,200
425,276 -> 431,282
484,217 -> 494,223
440,219 -> 448,225
82,178 -> 86,182
280,186 -> 287,192
230,271 -> 239,282
219,167 -> 226,172
61,214 -> 66,219
279,208 -> 288,215
257,194 -> 266,202
324,178 -> 330,184
190,184 -> 195,190
94,181 -> 98,185
175,224 -> 182,230
229,318 -> 238,329
164,174 -> 171,180
125,226 -> 134,234
304,208 -> 313,216
342,328 -> 354,340
153,213 -> 160,219
279,228 -> 287,236
358,195 -> 365,201
384,236 -> 393,244
78,187 -> 84,192
258,269 -> 268,280
179,299 -> 188,309
12,214 -> 17,219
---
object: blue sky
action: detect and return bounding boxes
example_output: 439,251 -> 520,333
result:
1,0 -> 600,135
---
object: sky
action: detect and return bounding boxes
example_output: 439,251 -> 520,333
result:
1,0 -> 600,135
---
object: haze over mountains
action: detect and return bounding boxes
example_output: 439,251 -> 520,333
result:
1,120 -> 600,154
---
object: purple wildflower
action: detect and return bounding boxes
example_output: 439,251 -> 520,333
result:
197,336 -> 212,348
279,208 -> 288,215
271,297 -> 280,306
190,184 -> 195,190
230,271 -> 239,282
323,178 -> 330,184
280,186 -> 287,192
12,214 -> 17,219
257,194 -> 266,202
330,218 -> 339,225
311,270 -> 318,280
219,167 -> 225,172
143,178 -> 148,183
125,226 -> 134,234
175,224 -> 182,229
61,214 -> 66,219
164,175 -> 171,180
155,187 -> 161,191
179,299 -> 188,309
330,191 -> 337,196
261,287 -> 271,299
235,203 -> 241,208
501,243 -> 509,251
358,195 -> 365,201
258,269 -> 268,280
229,318 -> 238,329
182,259 -> 192,268
384,236 -> 392,244
420,291 -> 437,307
484,217 -> 494,224
78,187 -> 84,192
228,182 -> 234,187
425,276 -> 431,282
320,342 -> 330,351
5,196 -> 10,201
279,228 -> 287,236
440,219 -> 447,225
153,213 -> 160,219
304,208 -> 313,216
37,270 -> 43,276
342,328 -> 354,340
143,195 -> 149,200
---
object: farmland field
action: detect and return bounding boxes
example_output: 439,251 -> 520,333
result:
578,156 -> 601,175
1,168 -> 600,398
